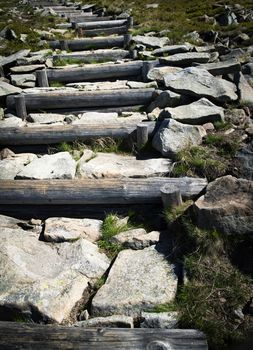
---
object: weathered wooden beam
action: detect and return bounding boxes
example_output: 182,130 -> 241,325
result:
14,95 -> 27,120
52,49 -> 130,63
76,19 -> 127,29
36,69 -> 49,87
47,61 -> 144,83
0,322 -> 208,350
7,89 -> 155,111
49,35 -> 129,50
160,184 -> 183,209
81,26 -> 128,37
137,123 -> 148,150
68,15 -> 103,22
0,122 -> 157,145
0,177 -> 207,205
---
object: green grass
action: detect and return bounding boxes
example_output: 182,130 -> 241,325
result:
53,58 -> 85,67
49,81 -> 65,88
89,138 -> 132,155
166,211 -> 253,350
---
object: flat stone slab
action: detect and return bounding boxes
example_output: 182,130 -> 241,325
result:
75,315 -> 134,328
152,119 -> 206,158
77,153 -> 172,178
11,74 -> 36,88
0,153 -> 37,180
160,52 -> 210,67
0,214 -> 110,323
16,152 -> 76,180
194,59 -> 241,76
28,113 -> 66,124
0,81 -> 22,97
72,112 -> 146,125
91,246 -> 178,316
133,35 -> 170,48
193,175 -> 253,235
147,66 -> 182,82
161,98 -> 224,125
164,67 -> 238,103
44,217 -> 102,243
0,49 -> 30,67
140,311 -> 179,328
153,44 -> 192,56
110,228 -> 161,250
0,117 -> 26,128
10,65 -> 45,73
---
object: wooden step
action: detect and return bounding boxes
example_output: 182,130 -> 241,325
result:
0,177 -> 207,205
52,49 -> 131,63
0,121 -> 157,145
7,88 -> 155,112
0,322 -> 208,350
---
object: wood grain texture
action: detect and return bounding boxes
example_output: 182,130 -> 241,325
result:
82,26 -> 128,37
6,89 -> 155,111
0,322 -> 208,350
0,122 -> 157,145
0,177 -> 207,204
49,36 -> 126,50
46,61 -> 144,83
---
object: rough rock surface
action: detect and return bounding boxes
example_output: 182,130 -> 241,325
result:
0,153 -> 37,179
91,246 -> 178,316
16,152 -> 76,179
75,315 -> 134,328
133,35 -> 169,48
153,44 -> 192,56
147,66 -> 182,82
11,74 -> 36,88
110,229 -> 161,249
193,175 -> 253,235
152,119 -> 206,157
28,113 -> 66,124
140,311 -> 179,329
164,67 -> 238,103
147,90 -> 184,113
161,98 -> 224,124
160,52 -> 210,67
0,81 -> 22,97
0,215 -> 110,323
0,116 -> 26,128
44,217 -> 102,243
77,153 -> 172,178
236,141 -> 253,180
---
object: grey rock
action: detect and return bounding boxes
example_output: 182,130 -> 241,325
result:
44,217 -> 102,243
77,153 -> 172,178
16,152 -> 76,180
225,108 -> 248,127
17,55 -> 46,65
133,35 -> 170,49
0,153 -> 37,179
160,52 -> 210,67
28,113 -> 66,124
110,229 -> 161,249
152,119 -> 206,158
153,45 -> 192,56
11,74 -> 36,88
236,141 -> 253,180
164,67 -> 238,103
237,72 -> 253,105
147,107 -> 162,121
126,81 -> 158,89
0,49 -> 30,67
0,116 -> 26,128
0,108 -> 4,120
194,59 -> 241,76
193,175 -> 253,235
147,90 -> 184,113
220,48 -> 246,63
0,81 -> 22,97
140,311 -> 179,328
216,10 -> 238,26
10,65 -> 45,73
242,63 -> 253,76
0,216 -> 110,323
147,66 -> 182,82
91,246 -> 178,316
161,98 -> 224,125
75,315 -> 134,328
0,27 -> 18,40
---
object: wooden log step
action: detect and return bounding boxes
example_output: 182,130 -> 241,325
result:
0,122 -> 157,145
6,88 -> 155,111
82,26 -> 128,37
0,177 -> 207,205
76,19 -> 127,29
69,15 -> 111,22
52,49 -> 131,63
49,35 -> 130,51
0,322 -> 208,350
47,61 -> 144,83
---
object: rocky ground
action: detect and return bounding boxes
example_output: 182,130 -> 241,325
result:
0,1 -> 253,349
